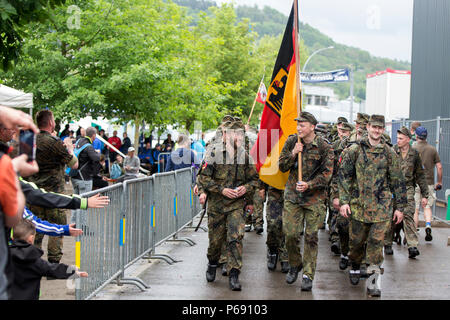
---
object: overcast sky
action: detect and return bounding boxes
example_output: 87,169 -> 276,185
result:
217,0 -> 414,62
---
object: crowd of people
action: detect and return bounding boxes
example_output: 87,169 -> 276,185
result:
0,104 -> 443,300
0,105 -> 209,300
0,106 -> 111,300
194,112 -> 442,297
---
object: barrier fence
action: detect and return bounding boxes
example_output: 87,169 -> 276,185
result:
387,117 -> 450,222
74,167 -> 203,300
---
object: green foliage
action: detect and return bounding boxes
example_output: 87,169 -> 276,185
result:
0,0 -> 66,70
1,0 -> 308,132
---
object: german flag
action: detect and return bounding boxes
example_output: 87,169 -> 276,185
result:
250,5 -> 300,190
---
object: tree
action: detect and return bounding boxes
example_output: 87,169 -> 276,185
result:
0,0 -> 66,70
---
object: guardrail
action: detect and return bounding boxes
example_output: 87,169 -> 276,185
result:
74,167 -> 202,300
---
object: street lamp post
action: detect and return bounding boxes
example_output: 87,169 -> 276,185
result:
301,46 -> 334,108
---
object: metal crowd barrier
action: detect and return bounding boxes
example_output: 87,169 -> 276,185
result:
74,167 -> 203,300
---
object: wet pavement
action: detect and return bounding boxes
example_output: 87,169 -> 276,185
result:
92,211 -> 450,300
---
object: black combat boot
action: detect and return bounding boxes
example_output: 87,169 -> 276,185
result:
229,268 -> 242,291
360,263 -> 368,278
349,263 -> 361,285
255,226 -> 264,235
286,264 -> 302,284
267,249 -> 278,271
384,245 -> 393,255
408,247 -> 420,259
339,255 -> 349,270
280,261 -> 289,273
301,275 -> 313,291
206,263 -> 218,282
331,241 -> 341,255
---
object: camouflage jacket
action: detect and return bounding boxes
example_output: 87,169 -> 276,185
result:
330,136 -> 351,200
196,142 -> 259,212
29,131 -> 76,193
393,144 -> 429,197
338,137 -> 407,223
279,134 -> 334,206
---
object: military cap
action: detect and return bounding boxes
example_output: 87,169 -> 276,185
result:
221,115 -> 234,123
369,114 -> 385,127
356,113 -> 370,124
229,121 -> 245,130
233,116 -> 243,122
337,117 -> 348,124
222,120 -> 234,129
315,124 -> 327,134
340,122 -> 353,131
397,126 -> 412,139
294,111 -> 318,125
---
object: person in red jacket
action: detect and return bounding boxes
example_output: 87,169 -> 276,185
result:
107,130 -> 122,162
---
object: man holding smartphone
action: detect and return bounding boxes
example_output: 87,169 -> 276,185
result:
28,110 -> 79,265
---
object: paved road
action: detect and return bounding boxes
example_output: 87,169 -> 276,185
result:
91,213 -> 450,300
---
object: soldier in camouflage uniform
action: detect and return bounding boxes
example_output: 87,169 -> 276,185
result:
279,112 -> 334,291
329,121 -> 353,261
349,113 -> 369,143
265,185 -> 289,273
384,126 -> 429,258
196,115 -> 236,277
197,120 -> 259,291
28,110 -> 79,264
338,115 -> 407,297
242,122 -> 265,234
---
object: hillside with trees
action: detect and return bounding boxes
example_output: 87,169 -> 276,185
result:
174,0 -> 411,102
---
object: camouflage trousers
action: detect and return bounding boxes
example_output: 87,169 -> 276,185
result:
336,214 -> 350,256
328,209 -> 340,243
29,205 -> 67,262
384,190 -> 418,248
207,207 -> 245,272
283,201 -> 326,280
349,218 -> 390,268
245,191 -> 265,228
266,193 -> 288,262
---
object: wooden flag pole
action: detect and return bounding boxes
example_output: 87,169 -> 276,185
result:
247,70 -> 266,126
247,86 -> 260,126
294,0 -> 303,181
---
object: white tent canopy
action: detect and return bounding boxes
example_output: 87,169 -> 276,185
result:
0,84 -> 33,114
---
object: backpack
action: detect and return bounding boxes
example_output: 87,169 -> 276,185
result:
110,163 -> 122,179
65,140 -> 92,179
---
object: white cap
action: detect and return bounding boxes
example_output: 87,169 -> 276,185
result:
128,147 -> 135,152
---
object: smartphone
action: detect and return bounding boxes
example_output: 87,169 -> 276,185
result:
19,129 -> 36,162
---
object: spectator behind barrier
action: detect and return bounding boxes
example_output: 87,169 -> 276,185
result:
0,105 -> 39,300
165,134 -> 199,180
9,219 -> 88,300
139,142 -> 154,172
